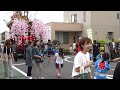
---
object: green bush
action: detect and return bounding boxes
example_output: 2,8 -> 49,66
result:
100,47 -> 104,51
63,48 -> 70,55
97,40 -> 111,47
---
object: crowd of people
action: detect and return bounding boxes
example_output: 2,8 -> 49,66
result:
1,36 -> 120,79
0,39 -> 65,79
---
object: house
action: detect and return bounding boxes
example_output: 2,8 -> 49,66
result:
47,11 -> 120,49
64,11 -> 120,40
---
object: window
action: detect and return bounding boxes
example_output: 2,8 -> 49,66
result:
55,32 -> 69,44
107,32 -> 113,39
71,14 -> 77,23
83,11 -> 86,22
2,32 -> 5,40
108,32 -> 113,36
63,32 -> 69,44
117,13 -> 119,19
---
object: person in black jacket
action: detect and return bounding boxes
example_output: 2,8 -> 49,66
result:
93,40 -> 100,62
110,57 -> 120,79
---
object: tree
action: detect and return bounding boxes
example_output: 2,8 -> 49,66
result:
52,40 -> 60,46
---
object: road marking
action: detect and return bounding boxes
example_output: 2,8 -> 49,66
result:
106,75 -> 113,79
110,69 -> 115,71
12,65 -> 30,79
12,65 -> 45,79
13,63 -> 25,66
64,56 -> 74,63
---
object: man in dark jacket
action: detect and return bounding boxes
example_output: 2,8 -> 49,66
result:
26,41 -> 33,78
93,40 -> 100,62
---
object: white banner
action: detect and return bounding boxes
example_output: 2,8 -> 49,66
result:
44,26 -> 51,43
87,28 -> 93,43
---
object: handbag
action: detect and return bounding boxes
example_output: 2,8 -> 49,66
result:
78,66 -> 89,79
1,46 -> 8,62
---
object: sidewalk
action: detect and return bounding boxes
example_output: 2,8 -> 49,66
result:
0,59 -> 28,79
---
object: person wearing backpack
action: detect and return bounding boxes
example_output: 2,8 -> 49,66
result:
94,53 -> 110,79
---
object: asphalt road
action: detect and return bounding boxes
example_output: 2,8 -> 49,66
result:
12,54 -> 117,79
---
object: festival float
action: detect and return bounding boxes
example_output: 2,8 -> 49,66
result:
6,11 -> 48,56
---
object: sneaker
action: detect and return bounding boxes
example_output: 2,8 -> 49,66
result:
41,77 -> 44,79
9,77 -> 13,79
5,77 -> 9,79
33,78 -> 36,79
39,77 -> 44,79
27,76 -> 32,79
57,74 -> 61,78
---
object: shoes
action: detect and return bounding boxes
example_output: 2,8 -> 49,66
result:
57,74 -> 61,78
39,77 -> 44,79
5,77 -> 9,79
9,77 -> 13,79
28,76 -> 32,79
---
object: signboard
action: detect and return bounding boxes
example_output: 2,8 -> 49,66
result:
87,28 -> 93,43
44,26 -> 51,43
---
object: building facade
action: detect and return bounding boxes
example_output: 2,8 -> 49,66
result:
46,22 -> 83,48
0,31 -> 10,43
64,11 -> 120,40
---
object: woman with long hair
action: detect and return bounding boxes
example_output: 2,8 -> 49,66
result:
3,39 -> 14,79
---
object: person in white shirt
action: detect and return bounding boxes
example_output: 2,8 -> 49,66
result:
69,45 -> 73,55
73,42 -> 76,51
72,37 -> 94,79
54,48 -> 64,78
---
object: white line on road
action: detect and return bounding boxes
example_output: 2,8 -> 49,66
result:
106,75 -> 113,79
64,56 -> 74,63
13,63 -> 25,66
12,65 -> 30,79
12,65 -> 45,79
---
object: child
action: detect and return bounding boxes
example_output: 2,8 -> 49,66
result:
94,53 -> 110,79
54,48 -> 64,78
39,49 -> 44,62
96,50 -> 105,60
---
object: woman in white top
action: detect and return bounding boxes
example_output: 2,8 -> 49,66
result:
54,48 -> 64,78
72,37 -> 94,79
73,42 -> 76,51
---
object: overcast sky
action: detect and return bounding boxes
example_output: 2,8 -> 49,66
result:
0,11 -> 64,33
